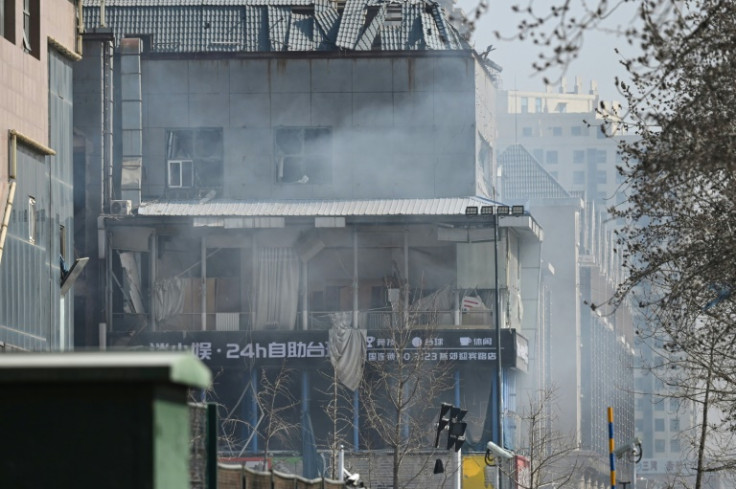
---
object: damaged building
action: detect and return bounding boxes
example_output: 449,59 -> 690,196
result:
74,0 -> 544,483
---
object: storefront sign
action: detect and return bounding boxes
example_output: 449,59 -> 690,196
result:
134,328 -> 523,368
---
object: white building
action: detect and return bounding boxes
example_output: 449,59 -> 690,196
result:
497,77 -> 627,206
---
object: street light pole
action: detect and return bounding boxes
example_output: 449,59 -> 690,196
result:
493,212 -> 504,489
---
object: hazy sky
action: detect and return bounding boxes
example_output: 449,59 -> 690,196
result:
458,0 -> 637,104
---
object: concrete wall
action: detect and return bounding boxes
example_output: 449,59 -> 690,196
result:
528,199 -> 583,442
140,54 -> 484,201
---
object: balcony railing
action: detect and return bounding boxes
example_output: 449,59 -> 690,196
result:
113,308 -> 495,334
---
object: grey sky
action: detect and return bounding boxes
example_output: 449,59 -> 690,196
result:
458,0 -> 637,104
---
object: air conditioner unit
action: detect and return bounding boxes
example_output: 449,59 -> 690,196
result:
110,200 -> 132,216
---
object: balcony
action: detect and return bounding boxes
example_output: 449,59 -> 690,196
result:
112,307 -> 497,338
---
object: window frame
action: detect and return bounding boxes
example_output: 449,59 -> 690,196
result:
21,0 -> 38,58
573,150 -> 585,164
274,126 -> 333,185
573,170 -> 585,185
167,159 -> 194,188
164,128 -> 223,194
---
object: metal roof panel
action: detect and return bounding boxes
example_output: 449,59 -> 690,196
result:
83,0 -> 468,53
138,196 -> 505,217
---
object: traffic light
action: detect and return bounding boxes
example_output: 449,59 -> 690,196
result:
446,406 -> 467,452
434,403 -> 452,449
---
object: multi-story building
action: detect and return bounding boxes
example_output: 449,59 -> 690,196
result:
499,144 -> 635,487
0,0 -> 81,351
74,1 -> 543,486
496,77 -> 627,206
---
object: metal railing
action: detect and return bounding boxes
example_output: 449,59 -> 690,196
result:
113,308 -> 494,333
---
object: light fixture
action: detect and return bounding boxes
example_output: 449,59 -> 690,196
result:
511,205 -> 525,215
480,206 -> 494,215
465,206 -> 479,216
497,206 -> 510,215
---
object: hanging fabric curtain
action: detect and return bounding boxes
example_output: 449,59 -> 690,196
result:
254,247 -> 300,330
328,311 -> 367,391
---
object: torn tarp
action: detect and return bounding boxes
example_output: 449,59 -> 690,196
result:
328,311 -> 366,391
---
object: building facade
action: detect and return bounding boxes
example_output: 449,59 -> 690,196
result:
497,78 -> 627,206
74,1 -> 543,487
499,144 -> 636,488
0,0 -> 81,351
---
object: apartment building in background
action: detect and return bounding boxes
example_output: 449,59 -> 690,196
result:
497,77 -> 628,206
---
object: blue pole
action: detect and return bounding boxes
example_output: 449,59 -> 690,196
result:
608,407 -> 615,489
353,389 -> 360,449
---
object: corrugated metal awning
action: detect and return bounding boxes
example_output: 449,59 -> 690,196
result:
137,196 -> 503,217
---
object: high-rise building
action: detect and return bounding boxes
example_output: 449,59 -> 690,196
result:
497,77 -> 628,206
499,144 -> 636,486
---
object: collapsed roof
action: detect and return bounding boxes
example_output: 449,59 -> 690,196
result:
82,0 -> 471,53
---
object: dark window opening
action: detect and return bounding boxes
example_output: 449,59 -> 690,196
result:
275,127 -> 332,184
59,225 -> 67,259
292,5 -> 314,15
1,0 -> 16,42
165,128 -> 223,197
22,0 -> 39,58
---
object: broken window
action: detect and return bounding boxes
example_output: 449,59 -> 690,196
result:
166,128 -> 223,194
275,127 -> 332,184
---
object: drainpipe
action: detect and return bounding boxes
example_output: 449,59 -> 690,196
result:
0,181 -> 16,266
102,38 -> 113,211
201,235 -> 207,331
150,233 -> 157,331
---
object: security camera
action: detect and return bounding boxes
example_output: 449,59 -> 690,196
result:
344,469 -> 362,487
486,441 -> 514,461
613,437 -> 643,460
